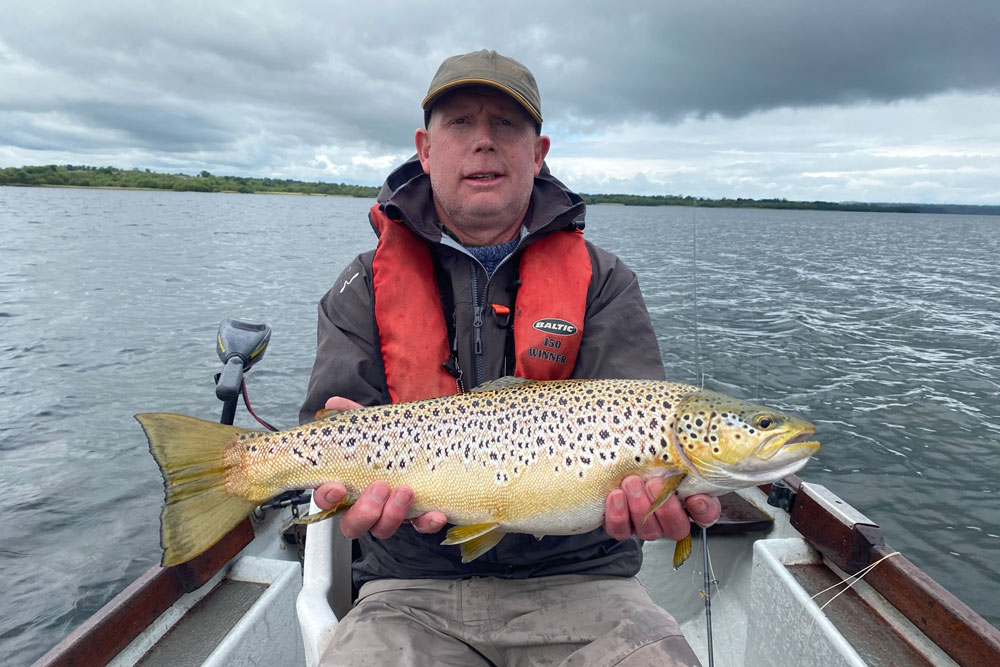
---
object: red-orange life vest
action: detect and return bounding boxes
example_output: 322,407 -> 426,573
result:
369,204 -> 592,403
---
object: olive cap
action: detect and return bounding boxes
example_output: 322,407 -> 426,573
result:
422,49 -> 542,125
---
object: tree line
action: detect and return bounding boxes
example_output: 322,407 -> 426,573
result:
581,192 -> 1000,216
0,164 -> 379,198
3,164 -> 998,215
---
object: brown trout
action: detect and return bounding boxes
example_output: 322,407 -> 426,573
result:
139,377 -> 819,568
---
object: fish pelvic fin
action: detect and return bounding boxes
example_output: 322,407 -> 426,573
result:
641,469 -> 688,524
136,413 -> 259,567
294,499 -> 351,525
441,522 -> 506,563
673,534 -> 692,569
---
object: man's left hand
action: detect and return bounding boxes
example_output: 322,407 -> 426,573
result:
604,475 -> 721,541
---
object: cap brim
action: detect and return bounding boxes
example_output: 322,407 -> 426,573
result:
421,78 -> 542,124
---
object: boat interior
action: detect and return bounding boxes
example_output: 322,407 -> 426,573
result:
35,480 -> 1000,666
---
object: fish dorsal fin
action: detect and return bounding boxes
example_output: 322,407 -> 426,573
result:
471,376 -> 533,393
313,408 -> 343,421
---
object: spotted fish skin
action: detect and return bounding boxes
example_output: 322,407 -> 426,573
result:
141,377 -> 818,565
221,378 -> 818,537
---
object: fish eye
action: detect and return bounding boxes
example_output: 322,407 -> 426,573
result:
755,415 -> 774,430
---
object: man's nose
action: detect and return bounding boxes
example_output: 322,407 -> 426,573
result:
472,125 -> 496,152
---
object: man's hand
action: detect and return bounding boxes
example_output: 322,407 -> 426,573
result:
312,396 -> 447,539
603,475 -> 721,542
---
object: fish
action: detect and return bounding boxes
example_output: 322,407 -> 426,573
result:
138,377 -> 819,568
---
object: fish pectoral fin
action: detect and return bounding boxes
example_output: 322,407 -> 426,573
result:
673,534 -> 692,569
641,469 -> 688,524
294,499 -> 351,525
313,408 -> 343,421
441,522 -> 506,562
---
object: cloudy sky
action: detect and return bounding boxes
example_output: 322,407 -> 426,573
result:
2,0 -> 999,204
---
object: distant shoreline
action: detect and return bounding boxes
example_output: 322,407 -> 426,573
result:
3,164 -> 999,216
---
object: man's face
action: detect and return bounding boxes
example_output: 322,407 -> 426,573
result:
415,87 -> 550,245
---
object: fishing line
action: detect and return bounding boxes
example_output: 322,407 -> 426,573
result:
800,551 -> 902,642
810,551 -> 901,611
692,200 -> 705,389
691,200 -> 717,666
701,524 -> 716,667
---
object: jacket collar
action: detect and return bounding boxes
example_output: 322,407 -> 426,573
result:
377,155 -> 586,244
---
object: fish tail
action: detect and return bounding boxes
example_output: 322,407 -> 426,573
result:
137,413 -> 259,567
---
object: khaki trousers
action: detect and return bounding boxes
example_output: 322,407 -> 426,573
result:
320,574 -> 700,667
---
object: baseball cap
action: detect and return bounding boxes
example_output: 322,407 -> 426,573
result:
422,49 -> 542,126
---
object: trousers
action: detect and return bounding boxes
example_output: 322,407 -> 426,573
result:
319,574 -> 701,667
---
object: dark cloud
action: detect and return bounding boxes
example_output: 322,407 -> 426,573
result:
0,0 -> 998,201
527,0 -> 1000,124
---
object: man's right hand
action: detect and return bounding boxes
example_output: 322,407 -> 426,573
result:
313,396 -> 447,539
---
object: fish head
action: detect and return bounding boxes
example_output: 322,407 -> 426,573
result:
672,390 -> 819,488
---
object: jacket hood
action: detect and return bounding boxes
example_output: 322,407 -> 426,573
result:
376,154 -> 586,243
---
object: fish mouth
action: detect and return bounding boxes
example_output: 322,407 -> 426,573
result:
756,429 -> 820,461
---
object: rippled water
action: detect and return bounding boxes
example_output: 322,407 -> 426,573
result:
1,188 -> 998,664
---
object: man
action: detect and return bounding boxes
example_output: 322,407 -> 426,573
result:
300,49 -> 721,665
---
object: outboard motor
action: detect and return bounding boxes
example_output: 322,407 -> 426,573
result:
215,318 -> 271,425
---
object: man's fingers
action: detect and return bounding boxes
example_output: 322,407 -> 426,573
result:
623,475 -> 663,541
646,478 -> 690,542
685,494 -> 722,528
339,481 -> 391,539
369,486 -> 414,539
325,396 -> 364,411
314,482 -> 347,511
411,510 -> 448,534
604,489 -> 631,541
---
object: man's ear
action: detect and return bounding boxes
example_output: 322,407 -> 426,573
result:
534,135 -> 551,176
415,129 -> 432,175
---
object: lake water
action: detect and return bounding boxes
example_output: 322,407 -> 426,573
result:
1,186 -> 998,664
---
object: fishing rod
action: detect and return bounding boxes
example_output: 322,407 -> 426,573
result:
691,199 -> 716,666
702,524 -> 715,667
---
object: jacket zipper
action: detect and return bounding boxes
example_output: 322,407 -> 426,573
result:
469,262 -> 485,387
469,239 -> 527,388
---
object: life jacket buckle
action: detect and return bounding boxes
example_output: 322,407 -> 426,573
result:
490,303 -> 512,328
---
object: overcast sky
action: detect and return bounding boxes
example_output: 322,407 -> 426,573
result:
2,0 -> 999,204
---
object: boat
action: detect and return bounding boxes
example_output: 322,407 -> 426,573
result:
32,321 -> 1000,667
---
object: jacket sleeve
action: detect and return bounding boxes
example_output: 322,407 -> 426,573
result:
571,242 -> 667,382
298,251 -> 389,425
